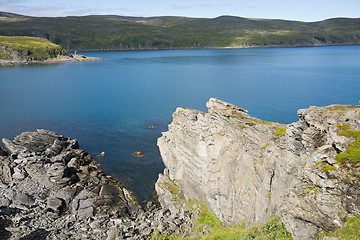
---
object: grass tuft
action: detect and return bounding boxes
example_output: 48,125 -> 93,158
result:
337,123 -> 351,130
304,187 -> 320,194
335,126 -> 360,167
273,126 -> 286,136
319,217 -> 360,240
315,162 -> 337,172
261,143 -> 269,150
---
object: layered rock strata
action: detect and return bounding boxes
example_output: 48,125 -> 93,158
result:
0,130 -> 197,239
156,98 -> 360,239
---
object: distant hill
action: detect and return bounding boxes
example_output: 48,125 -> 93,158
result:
0,12 -> 359,51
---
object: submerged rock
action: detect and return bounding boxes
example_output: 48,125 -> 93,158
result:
156,98 -> 360,239
133,151 -> 145,157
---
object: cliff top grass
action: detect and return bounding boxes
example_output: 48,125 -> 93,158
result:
0,35 -> 67,61
327,104 -> 360,111
0,35 -> 61,49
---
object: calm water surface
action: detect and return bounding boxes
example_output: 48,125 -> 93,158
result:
1,46 -> 359,202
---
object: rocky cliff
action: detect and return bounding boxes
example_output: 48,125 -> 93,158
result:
0,36 -> 105,66
156,98 -> 360,239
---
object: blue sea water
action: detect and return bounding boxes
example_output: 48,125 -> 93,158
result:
1,46 -> 359,202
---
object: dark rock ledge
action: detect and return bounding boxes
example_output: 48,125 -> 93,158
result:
0,130 -> 197,239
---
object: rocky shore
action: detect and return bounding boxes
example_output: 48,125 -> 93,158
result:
0,130 -> 198,239
0,54 -> 106,66
1,99 -> 359,239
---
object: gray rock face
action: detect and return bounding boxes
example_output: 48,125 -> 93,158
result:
0,129 -> 199,239
156,98 -> 360,239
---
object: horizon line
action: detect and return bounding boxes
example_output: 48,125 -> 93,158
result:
1,10 -> 359,23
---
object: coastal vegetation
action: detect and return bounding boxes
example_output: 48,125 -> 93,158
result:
318,217 -> 360,240
272,126 -> 287,136
0,11 -> 359,51
0,35 -> 66,61
156,180 -> 293,240
192,213 -> 293,240
336,124 -> 360,169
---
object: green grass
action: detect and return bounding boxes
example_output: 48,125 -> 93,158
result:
261,143 -> 269,150
336,130 -> 360,166
315,162 -> 337,172
332,105 -> 348,111
195,203 -> 223,231
335,123 -> 360,168
304,187 -> 320,194
329,105 -> 360,111
192,214 -> 293,240
273,127 -> 286,136
0,35 -> 66,60
337,123 -> 351,130
154,181 -> 293,240
0,35 -> 61,48
318,217 -> 360,240
0,49 -> 13,60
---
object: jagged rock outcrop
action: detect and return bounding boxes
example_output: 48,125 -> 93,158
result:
156,98 -> 360,239
0,129 -> 199,239
0,130 -> 136,239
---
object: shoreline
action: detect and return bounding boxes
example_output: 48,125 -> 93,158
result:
0,54 -> 107,66
73,42 -> 360,52
2,43 -> 358,65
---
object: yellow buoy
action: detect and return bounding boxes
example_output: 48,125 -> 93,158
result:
99,152 -> 105,156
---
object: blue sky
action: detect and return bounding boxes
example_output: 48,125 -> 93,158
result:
1,0 -> 359,22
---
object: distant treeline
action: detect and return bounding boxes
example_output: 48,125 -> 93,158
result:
1,11 -> 359,51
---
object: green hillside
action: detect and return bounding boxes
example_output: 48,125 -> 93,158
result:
0,12 -> 359,50
0,35 -> 67,61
